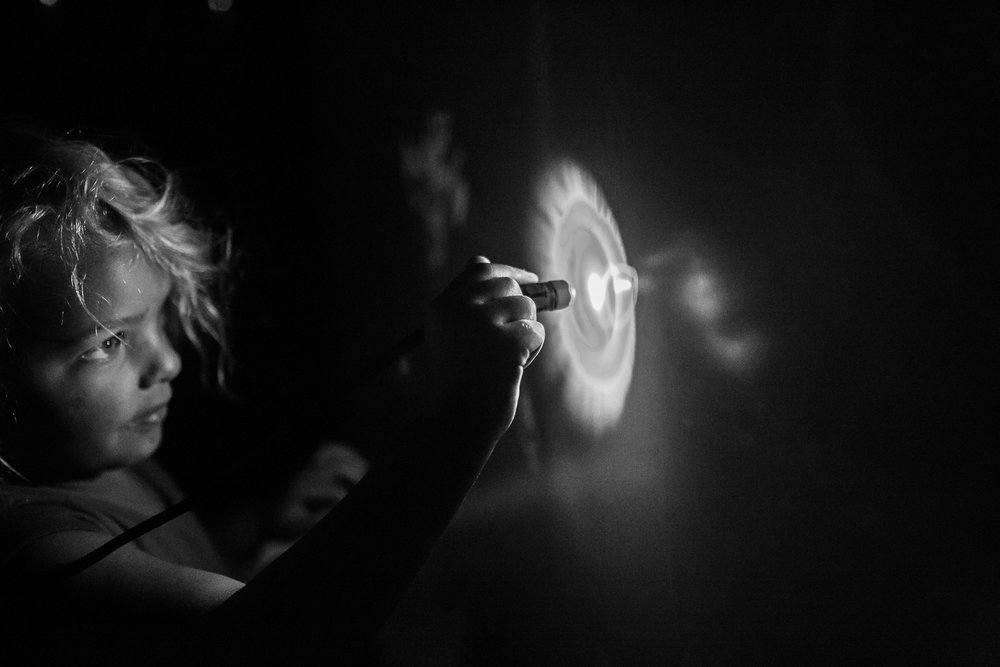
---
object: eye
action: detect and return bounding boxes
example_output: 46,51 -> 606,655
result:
80,332 -> 126,362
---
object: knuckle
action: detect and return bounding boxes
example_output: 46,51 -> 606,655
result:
466,261 -> 494,279
497,276 -> 519,294
520,294 -> 537,319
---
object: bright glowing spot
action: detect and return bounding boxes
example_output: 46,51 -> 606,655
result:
612,273 -> 633,295
39,0 -> 57,6
208,0 -> 233,11
611,264 -> 638,324
529,161 -> 637,435
683,271 -> 722,322
587,272 -> 606,312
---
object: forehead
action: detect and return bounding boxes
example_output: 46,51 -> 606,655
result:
22,245 -> 170,340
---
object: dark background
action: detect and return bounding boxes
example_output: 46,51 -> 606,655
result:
2,1 -> 998,663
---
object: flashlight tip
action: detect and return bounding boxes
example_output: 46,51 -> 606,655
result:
553,279 -> 575,310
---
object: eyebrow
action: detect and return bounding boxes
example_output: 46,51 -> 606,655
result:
96,309 -> 148,332
27,308 -> 149,347
57,308 -> 149,344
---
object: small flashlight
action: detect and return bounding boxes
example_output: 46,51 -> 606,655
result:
522,280 -> 575,312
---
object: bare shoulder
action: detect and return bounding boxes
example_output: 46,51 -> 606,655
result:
8,529 -> 244,617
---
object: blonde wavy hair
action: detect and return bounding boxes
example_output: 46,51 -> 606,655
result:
0,131 -> 231,387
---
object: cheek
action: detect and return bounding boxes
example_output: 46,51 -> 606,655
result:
68,393 -> 88,411
65,383 -> 132,428
30,373 -> 134,441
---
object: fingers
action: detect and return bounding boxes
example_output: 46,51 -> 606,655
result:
458,258 -> 540,320
428,255 -> 547,389
502,317 -> 545,367
474,280 -> 536,318
460,255 -> 539,286
456,278 -> 543,366
311,441 -> 370,483
271,442 -> 369,537
472,267 -> 544,366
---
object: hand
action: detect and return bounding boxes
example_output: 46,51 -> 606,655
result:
268,441 -> 371,540
424,256 -> 545,444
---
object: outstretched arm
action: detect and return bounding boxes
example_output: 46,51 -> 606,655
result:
214,257 -> 544,649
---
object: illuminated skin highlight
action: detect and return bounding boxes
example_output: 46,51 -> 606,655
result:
7,244 -> 180,482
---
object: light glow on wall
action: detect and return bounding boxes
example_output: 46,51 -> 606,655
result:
528,161 -> 638,435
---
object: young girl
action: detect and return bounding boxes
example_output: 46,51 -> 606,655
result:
0,130 -> 544,663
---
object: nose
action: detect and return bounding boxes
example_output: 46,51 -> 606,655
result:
139,331 -> 182,389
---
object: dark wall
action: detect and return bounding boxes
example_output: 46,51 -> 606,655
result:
2,1 -> 997,663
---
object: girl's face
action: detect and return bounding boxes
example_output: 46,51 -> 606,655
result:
7,245 -> 181,481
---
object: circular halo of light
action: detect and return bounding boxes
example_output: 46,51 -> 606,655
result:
528,161 -> 636,435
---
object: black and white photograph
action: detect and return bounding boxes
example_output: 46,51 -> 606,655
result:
0,1 -> 996,663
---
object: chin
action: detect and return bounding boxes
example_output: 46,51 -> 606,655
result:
91,429 -> 163,475
121,430 -> 164,464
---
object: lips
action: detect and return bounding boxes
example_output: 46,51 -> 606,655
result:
133,397 -> 171,426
